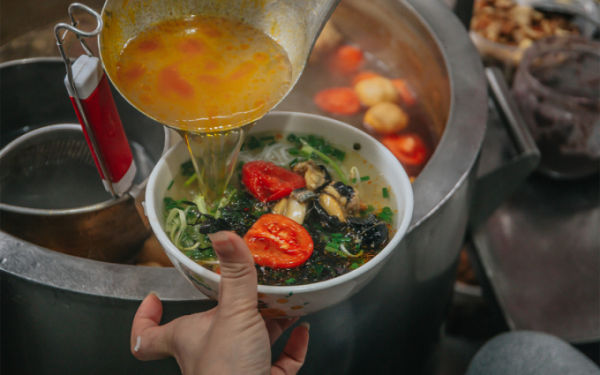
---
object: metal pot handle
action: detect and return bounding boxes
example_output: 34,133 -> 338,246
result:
469,67 -> 540,230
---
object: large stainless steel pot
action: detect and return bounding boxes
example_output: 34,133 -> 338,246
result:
0,58 -> 170,263
1,0 -> 503,373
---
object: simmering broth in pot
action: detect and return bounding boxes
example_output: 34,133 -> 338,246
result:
282,22 -> 439,178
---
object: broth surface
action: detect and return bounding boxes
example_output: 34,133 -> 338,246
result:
111,15 -> 292,133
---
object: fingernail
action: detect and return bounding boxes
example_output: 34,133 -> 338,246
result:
300,321 -> 310,331
208,232 -> 234,257
148,291 -> 159,298
134,336 -> 141,352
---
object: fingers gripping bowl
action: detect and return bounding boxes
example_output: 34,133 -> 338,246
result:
146,112 -> 413,317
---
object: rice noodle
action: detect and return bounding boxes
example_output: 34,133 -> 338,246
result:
238,142 -> 295,166
339,243 -> 363,258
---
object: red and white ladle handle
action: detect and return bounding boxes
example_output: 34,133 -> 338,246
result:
55,3 -> 135,197
65,55 -> 136,197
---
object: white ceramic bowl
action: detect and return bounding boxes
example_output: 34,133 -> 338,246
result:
146,111 -> 413,317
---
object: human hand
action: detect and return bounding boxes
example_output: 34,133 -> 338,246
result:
130,231 -> 310,375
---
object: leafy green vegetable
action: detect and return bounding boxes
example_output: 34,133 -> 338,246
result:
377,206 -> 394,224
285,277 -> 296,285
322,232 -> 360,258
287,133 -> 346,161
312,264 -> 324,277
167,180 -> 174,191
297,139 -> 349,185
289,158 -> 300,168
180,161 -> 198,186
184,174 -> 197,186
184,247 -> 217,262
164,203 -> 213,251
243,135 -> 277,151
360,205 -> 375,217
164,197 -> 195,211
181,161 -> 195,177
360,176 -> 370,181
382,187 -> 389,199
245,136 -> 262,150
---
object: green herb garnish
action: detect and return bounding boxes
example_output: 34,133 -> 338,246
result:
377,206 -> 394,224
181,161 -> 195,177
184,174 -> 197,186
298,139 -> 349,184
313,264 -> 324,277
287,133 -> 346,161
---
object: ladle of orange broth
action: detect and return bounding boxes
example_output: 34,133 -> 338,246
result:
106,15 -> 292,204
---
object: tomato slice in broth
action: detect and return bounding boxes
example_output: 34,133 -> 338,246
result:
244,214 -> 314,269
242,161 -> 305,202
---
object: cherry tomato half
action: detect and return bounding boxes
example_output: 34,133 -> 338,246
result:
244,214 -> 314,269
328,45 -> 364,75
382,133 -> 428,166
314,87 -> 361,116
242,161 -> 305,202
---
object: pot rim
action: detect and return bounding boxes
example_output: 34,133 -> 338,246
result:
0,57 -> 172,215
0,0 -> 487,301
407,0 -> 487,230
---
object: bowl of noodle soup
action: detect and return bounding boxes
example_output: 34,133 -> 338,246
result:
146,111 -> 413,317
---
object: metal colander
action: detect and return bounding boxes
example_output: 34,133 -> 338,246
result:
0,124 -> 112,210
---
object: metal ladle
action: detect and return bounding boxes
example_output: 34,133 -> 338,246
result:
98,0 -> 340,203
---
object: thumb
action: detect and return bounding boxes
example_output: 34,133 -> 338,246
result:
208,231 -> 258,312
130,293 -> 175,360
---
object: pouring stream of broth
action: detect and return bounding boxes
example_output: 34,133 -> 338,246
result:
108,15 -> 292,203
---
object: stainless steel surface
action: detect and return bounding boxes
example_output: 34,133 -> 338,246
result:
472,173 -> 600,343
0,58 -> 169,262
469,67 -> 540,229
1,0 -> 491,373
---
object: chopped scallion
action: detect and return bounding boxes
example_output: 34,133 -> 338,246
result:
377,206 -> 394,224
382,187 -> 389,198
184,174 -> 197,186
